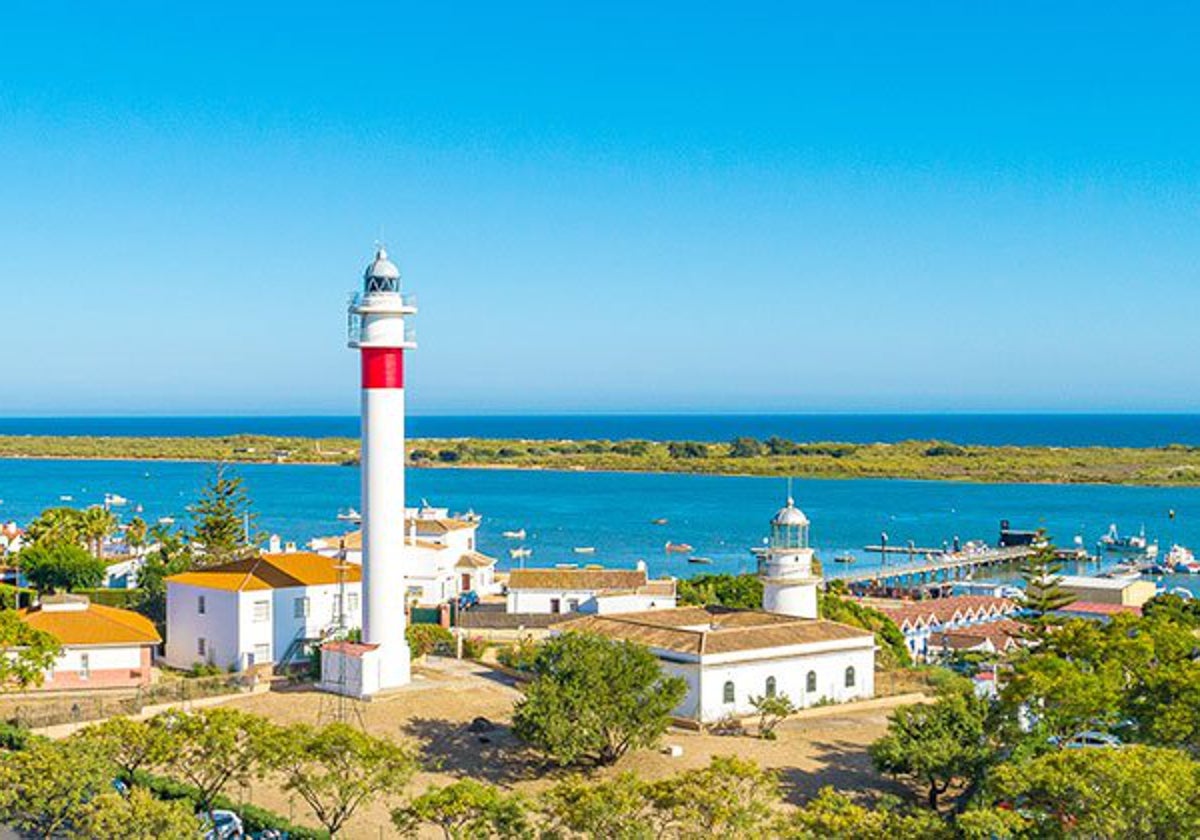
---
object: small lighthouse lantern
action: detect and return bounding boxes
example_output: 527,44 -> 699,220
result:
770,498 -> 809,551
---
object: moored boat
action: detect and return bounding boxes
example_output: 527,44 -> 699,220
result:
337,508 -> 361,523
502,529 -> 527,540
1097,524 -> 1158,559
688,556 -> 713,565
665,541 -> 694,554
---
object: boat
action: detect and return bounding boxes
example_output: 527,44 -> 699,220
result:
688,556 -> 713,565
337,508 -> 361,523
1103,563 -> 1142,581
59,495 -> 74,502
573,547 -> 596,555
664,542 -> 694,554
502,529 -> 527,540
104,493 -> 129,507
157,516 -> 175,526
833,552 -> 856,564
1097,524 -> 1158,559
509,547 -> 532,559
650,518 -> 669,526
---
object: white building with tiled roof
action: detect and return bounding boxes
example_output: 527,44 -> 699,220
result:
554,605 -> 875,723
163,552 -> 362,673
506,564 -> 677,616
309,506 -> 498,605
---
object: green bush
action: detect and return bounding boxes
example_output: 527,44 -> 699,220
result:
461,635 -> 489,660
496,637 -> 540,672
406,624 -> 453,657
188,662 -> 223,677
0,721 -> 32,751
135,771 -> 327,838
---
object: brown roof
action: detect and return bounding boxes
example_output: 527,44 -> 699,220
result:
410,517 -> 476,534
456,551 -> 496,570
166,552 -> 362,593
552,605 -> 873,657
874,596 -> 1017,628
19,601 -> 161,647
508,568 -> 648,591
322,640 -> 379,658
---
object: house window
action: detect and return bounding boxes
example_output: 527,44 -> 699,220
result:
806,671 -> 817,693
567,599 -> 580,612
723,680 -> 735,704
845,666 -> 856,688
550,598 -> 561,614
252,600 -> 270,623
253,643 -> 271,664
765,676 -> 777,698
348,593 -> 360,612
198,595 -> 206,615
80,653 -> 90,680
197,638 -> 207,657
294,597 -> 309,618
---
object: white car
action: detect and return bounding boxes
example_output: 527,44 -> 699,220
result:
201,809 -> 244,839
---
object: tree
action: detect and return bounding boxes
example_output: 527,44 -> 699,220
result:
19,542 -> 106,593
152,707 -> 275,824
869,683 -> 993,810
728,437 -> 764,458
1018,536 -> 1075,621
779,787 -> 952,840
0,609 -> 62,687
648,755 -> 780,837
676,573 -> 763,610
666,441 -> 709,459
512,632 -> 687,766
80,506 -> 117,559
750,691 -> 797,740
265,722 -> 417,838
1001,649 -> 1125,746
24,507 -> 86,548
982,745 -> 1200,838
72,716 -> 180,785
394,779 -> 529,839
0,738 -> 112,839
125,515 -> 149,556
135,531 -> 193,627
539,773 -> 657,840
191,462 -> 256,564
72,788 -> 202,840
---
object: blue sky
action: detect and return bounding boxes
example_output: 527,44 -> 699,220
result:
1,2 -> 1198,414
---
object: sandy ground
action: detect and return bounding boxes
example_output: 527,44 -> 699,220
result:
223,658 -> 907,839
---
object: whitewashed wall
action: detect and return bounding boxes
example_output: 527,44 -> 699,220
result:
164,583 -> 241,670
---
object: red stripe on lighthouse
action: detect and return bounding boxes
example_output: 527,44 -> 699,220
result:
361,348 -> 404,389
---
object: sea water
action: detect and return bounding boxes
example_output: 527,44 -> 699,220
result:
1,457 -> 1198,595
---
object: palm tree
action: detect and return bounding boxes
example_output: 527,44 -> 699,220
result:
125,516 -> 148,557
80,507 -> 117,560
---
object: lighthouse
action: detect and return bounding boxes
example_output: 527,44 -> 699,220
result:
758,496 -> 820,619
338,246 -> 417,694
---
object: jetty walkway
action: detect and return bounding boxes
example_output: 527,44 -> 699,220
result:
827,545 -> 1035,588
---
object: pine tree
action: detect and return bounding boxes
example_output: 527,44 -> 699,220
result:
1019,532 -> 1076,620
191,463 -> 257,566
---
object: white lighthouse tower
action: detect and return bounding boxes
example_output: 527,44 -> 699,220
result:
322,247 -> 417,697
758,496 -> 821,619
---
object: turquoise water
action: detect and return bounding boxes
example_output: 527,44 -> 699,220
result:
1,457 -> 1198,594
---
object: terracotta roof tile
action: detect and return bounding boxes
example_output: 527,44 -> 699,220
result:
508,568 -> 648,591
18,602 -> 161,647
166,552 -> 361,592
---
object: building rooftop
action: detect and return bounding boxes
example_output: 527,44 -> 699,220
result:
1057,575 -> 1151,591
507,567 -> 649,592
456,551 -> 497,570
166,552 -> 362,592
552,605 -> 872,657
1056,600 -> 1144,617
322,640 -> 379,658
870,595 -> 1017,629
19,598 -> 161,647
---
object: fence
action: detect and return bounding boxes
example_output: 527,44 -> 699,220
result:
1,672 -> 255,730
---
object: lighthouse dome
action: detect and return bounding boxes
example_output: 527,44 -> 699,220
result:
772,498 -> 809,527
364,247 -> 400,282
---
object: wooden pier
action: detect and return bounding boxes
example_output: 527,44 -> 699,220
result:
828,545 -> 1036,589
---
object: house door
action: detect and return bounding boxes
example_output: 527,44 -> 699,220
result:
550,598 -> 561,614
461,573 -> 471,592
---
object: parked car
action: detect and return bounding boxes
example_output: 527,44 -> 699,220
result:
1049,730 -> 1123,749
201,809 -> 245,839
457,590 -> 480,611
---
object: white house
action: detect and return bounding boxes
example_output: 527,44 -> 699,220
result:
506,565 -> 677,615
163,553 -> 362,672
310,508 -> 498,605
17,594 -> 160,691
871,596 -> 1020,661
554,605 -> 876,723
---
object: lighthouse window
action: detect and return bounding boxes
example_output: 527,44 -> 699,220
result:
806,671 -> 817,693
845,666 -> 856,688
765,676 -> 777,698
723,681 -> 735,704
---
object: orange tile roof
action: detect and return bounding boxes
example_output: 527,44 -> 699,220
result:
166,552 -> 362,592
18,602 -> 161,647
456,551 -> 497,570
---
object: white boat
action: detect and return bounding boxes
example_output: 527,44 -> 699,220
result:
157,516 -> 175,526
573,547 -> 596,555
104,493 -> 129,507
509,547 -> 532,559
1097,524 -> 1158,559
59,495 -> 74,502
502,529 -> 527,540
337,508 -> 361,523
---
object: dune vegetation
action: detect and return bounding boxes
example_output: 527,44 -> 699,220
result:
4,433 -> 1200,485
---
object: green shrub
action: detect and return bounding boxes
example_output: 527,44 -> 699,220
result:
188,662 -> 223,677
0,721 -> 32,751
134,772 -> 327,839
406,624 -> 453,657
461,635 -> 489,660
496,637 -> 540,672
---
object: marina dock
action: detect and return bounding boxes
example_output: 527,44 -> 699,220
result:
829,545 -> 1036,589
